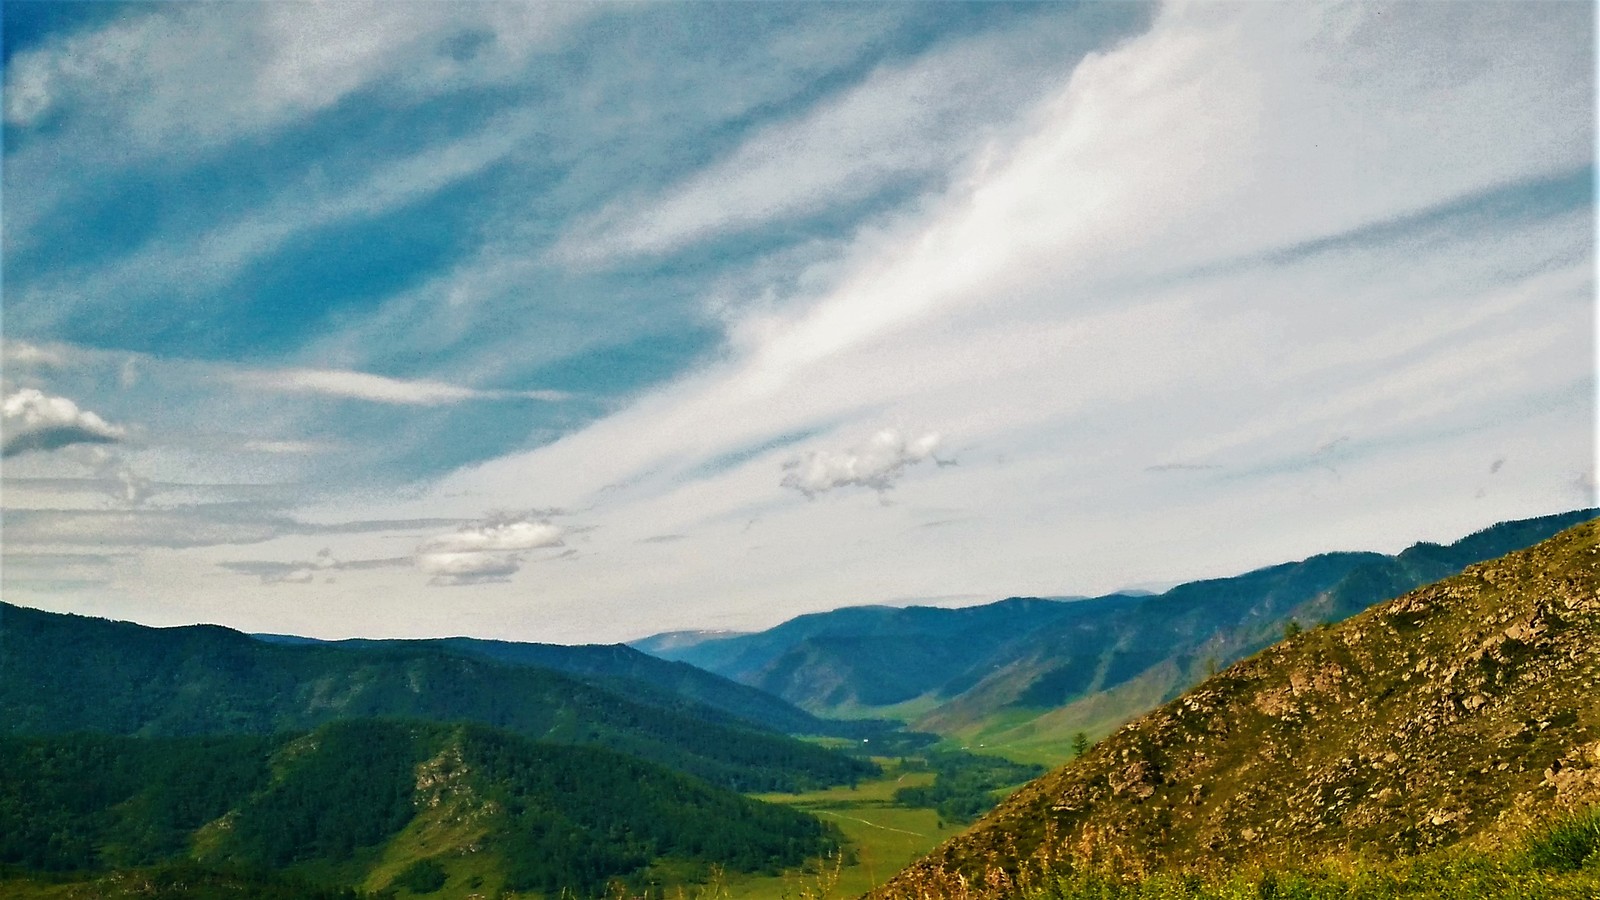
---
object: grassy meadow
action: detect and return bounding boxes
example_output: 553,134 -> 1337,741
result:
720,761 -> 962,899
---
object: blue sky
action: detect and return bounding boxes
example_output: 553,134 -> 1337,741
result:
2,1 -> 1594,643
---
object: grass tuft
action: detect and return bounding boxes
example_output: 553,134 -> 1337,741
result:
1524,806 -> 1600,873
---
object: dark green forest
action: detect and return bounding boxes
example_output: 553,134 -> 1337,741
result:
0,721 -> 838,897
893,751 -> 1045,825
0,601 -> 876,794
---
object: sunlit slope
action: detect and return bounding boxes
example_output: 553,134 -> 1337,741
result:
874,519 -> 1600,897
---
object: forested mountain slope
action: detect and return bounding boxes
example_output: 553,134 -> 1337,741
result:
0,603 -> 873,793
0,720 -> 836,898
252,632 -> 864,738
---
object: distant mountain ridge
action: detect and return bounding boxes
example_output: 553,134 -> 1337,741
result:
249,632 -> 856,738
0,603 -> 874,793
873,516 -> 1600,897
636,509 -> 1597,757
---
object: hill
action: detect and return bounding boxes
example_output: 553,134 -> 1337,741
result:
633,597 -> 1115,714
250,633 -> 873,739
0,719 -> 836,898
873,517 -> 1600,897
636,510 -> 1596,756
0,603 -> 874,793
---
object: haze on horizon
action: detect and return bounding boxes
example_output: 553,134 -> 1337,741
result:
2,1 -> 1594,645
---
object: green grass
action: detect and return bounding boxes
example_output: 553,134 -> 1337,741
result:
946,665 -> 1185,768
1015,851 -> 1600,900
878,808 -> 1600,900
1523,806 -> 1600,873
724,762 -> 964,899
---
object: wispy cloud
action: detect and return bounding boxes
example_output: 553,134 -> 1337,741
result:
240,439 -> 337,455
2,2 -> 1590,642
220,548 -> 410,585
399,2 -> 1591,639
553,17 -> 1087,268
228,367 -> 568,406
3,3 -> 585,139
2,503 -> 470,551
1,340 -> 66,370
11,108 -> 546,337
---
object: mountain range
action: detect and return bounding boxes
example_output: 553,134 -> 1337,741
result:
3,507 -> 1596,898
248,632 -> 872,739
636,509 -> 1597,760
0,602 -> 875,793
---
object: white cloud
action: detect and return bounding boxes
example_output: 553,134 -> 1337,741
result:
1,3 -> 593,266
421,518 -> 564,553
1,389 -> 126,457
6,4 -> 1589,643
414,513 -> 564,586
371,1 -> 1591,641
781,429 -> 945,497
415,551 -> 523,586
229,367 -> 567,406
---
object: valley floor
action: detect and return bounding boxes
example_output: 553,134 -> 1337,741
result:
725,761 -> 964,899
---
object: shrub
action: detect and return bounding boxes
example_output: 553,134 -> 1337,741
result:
393,858 -> 447,894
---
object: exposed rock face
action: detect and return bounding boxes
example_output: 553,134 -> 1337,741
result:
874,520 -> 1600,898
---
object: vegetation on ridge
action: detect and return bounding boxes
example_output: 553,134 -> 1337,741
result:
873,519 -> 1600,898
0,601 -> 876,793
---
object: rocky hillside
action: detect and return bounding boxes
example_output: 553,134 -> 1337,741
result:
874,518 -> 1600,897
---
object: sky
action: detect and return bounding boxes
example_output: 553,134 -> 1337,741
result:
1,1 -> 1594,645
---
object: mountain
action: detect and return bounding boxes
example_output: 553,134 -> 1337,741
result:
632,628 -> 752,656
637,509 -> 1597,756
634,597 -> 1121,714
925,508 -> 1600,753
0,719 -> 837,898
251,632 -> 851,738
0,602 -> 875,793
873,517 -> 1600,897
